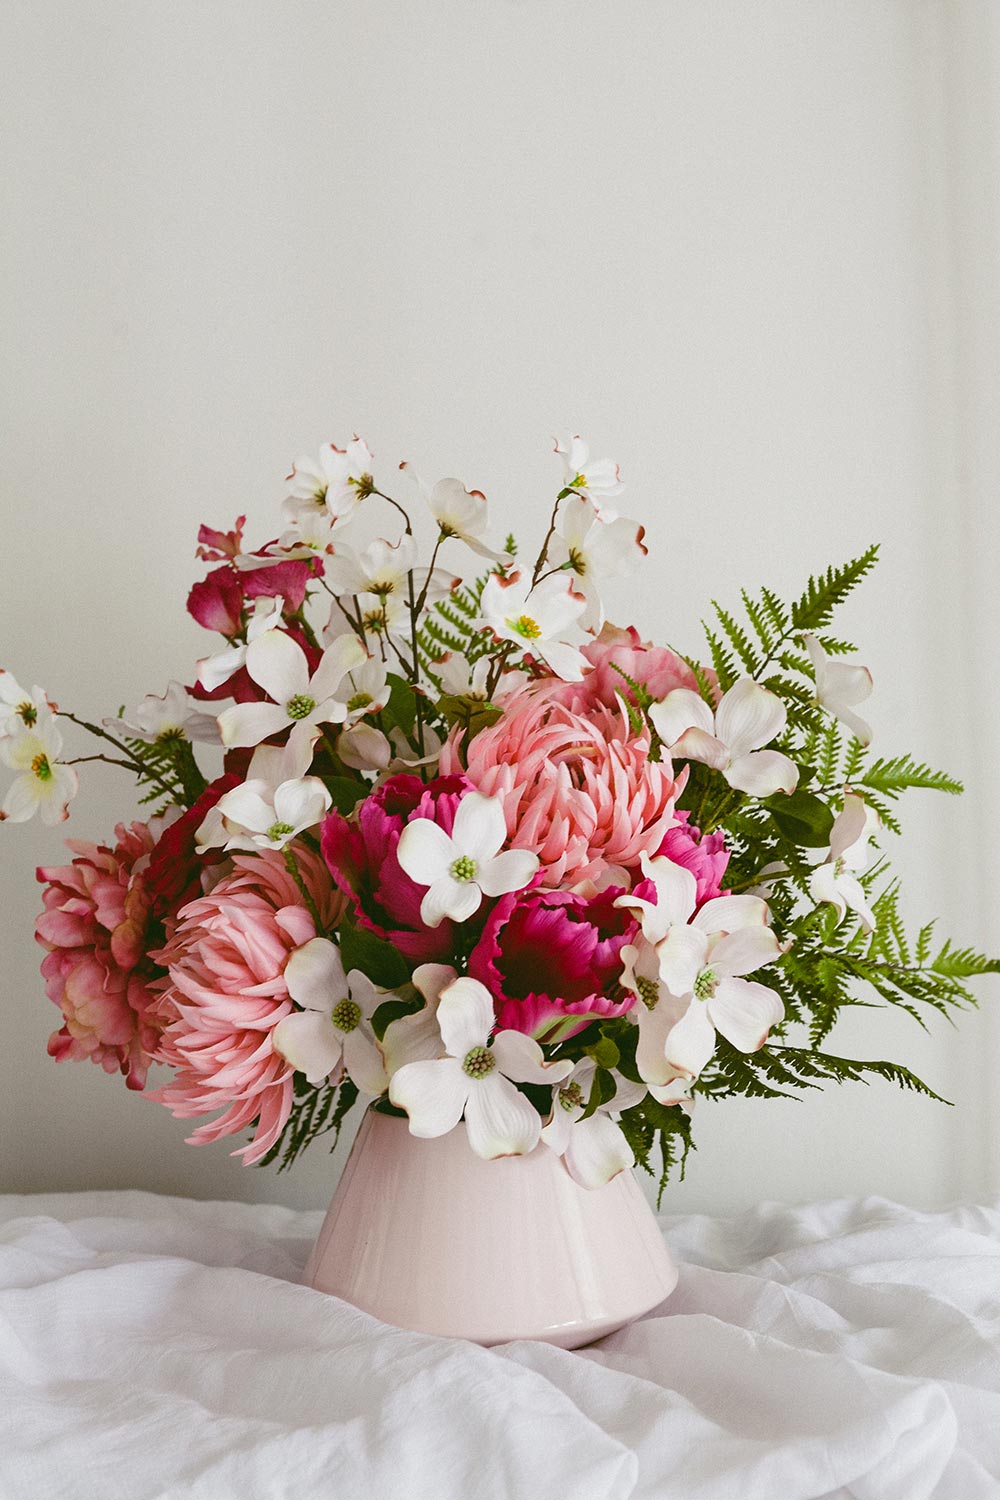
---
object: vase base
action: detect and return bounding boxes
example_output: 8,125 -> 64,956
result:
305,1109 -> 678,1347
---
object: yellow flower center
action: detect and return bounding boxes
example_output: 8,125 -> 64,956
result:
17,701 -> 37,727
508,614 -> 542,641
31,753 -> 52,782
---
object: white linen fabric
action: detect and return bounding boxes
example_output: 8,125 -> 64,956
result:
1,1191 -> 998,1500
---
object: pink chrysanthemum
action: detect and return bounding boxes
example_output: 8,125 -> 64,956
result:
149,846 -> 344,1164
37,821 -> 164,1090
440,681 -> 684,889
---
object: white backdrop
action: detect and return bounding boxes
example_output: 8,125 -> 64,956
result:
1,0 -> 997,1213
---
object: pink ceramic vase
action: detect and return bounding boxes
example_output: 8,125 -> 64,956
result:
305,1107 -> 679,1347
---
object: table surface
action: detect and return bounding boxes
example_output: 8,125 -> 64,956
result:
2,1189 -> 998,1500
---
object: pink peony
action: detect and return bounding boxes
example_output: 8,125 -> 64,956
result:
656,811 -> 730,906
469,885 -> 639,1042
149,845 -> 344,1164
321,773 -> 471,962
561,624 -> 701,714
440,681 -> 684,889
37,822 -> 165,1090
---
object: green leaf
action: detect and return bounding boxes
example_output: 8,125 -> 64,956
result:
581,1066 -> 617,1119
586,1036 -> 621,1071
338,920 -> 410,989
764,789 -> 835,847
859,755 -> 963,800
325,775 -> 365,816
382,673 -> 417,736
371,994 -> 424,1041
791,545 -> 880,631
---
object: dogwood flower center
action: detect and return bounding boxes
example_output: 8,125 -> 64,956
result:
266,821 -> 294,841
559,1081 -> 585,1111
17,701 -> 36,727
30,753 -> 52,782
450,854 -> 478,882
694,967 -> 720,1000
331,998 -> 362,1033
462,1045 -> 496,1079
508,614 -> 542,640
286,694 -> 316,720
155,726 -> 186,745
636,975 -> 660,1009
346,692 -> 372,713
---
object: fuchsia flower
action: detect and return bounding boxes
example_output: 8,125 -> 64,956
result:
321,773 -> 472,962
149,846 -> 344,1164
469,884 -> 640,1041
656,811 -> 729,907
441,680 -> 683,889
37,822 -> 165,1090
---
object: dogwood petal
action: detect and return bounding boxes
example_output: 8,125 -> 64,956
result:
396,818 -> 455,885
217,701 -> 289,749
640,853 -> 699,927
540,1103 -> 576,1156
716,679 -> 787,760
272,1010 -> 344,1085
389,1057 -> 469,1137
694,893 -> 769,934
709,977 -> 784,1052
342,1029 -> 389,1096
606,1073 -> 648,1112
649,689 -> 715,748
198,643 -> 247,692
37,764 -> 79,825
563,1113 -> 635,1188
381,1005 -> 445,1076
836,872 -> 877,934
635,1001 -> 679,1086
2,774 -> 42,822
655,925 -> 707,997
338,723 -> 392,772
436,976 -> 494,1059
245,630 -> 309,704
491,1030 -> 573,1085
726,749 -> 799,797
475,848 -> 540,898
809,861 -> 848,923
452,791 -> 506,861
821,657 -> 874,710
530,574 -> 586,636
833,703 -> 873,748
710,925 -> 781,978
216,784 -> 274,835
420,875 -> 482,928
668,726 -> 732,770
311,633 -> 368,701
273,777 -> 331,830
664,998 -> 718,1076
536,639 -> 587,682
285,937 -> 346,1012
464,1073 -> 541,1159
829,793 -> 870,863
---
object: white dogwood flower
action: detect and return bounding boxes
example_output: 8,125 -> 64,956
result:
541,1058 -> 645,1188
196,596 -> 285,694
809,793 -> 879,933
0,718 -> 79,825
106,682 -> 219,745
803,634 -> 874,747
0,672 -> 53,738
388,976 -> 573,1159
549,495 -> 647,630
217,631 -> 367,754
480,569 -> 588,681
400,463 -> 506,560
649,679 -> 798,798
396,790 -> 539,927
272,939 -> 388,1095
286,437 -> 375,525
553,435 -> 624,517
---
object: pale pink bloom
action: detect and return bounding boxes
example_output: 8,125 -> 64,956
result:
441,681 -> 683,889
36,821 -> 164,1089
550,496 -> 647,631
540,1057 -> 645,1188
0,671 -> 53,737
324,534 -> 457,606
649,679 -> 798,798
803,634 -> 874,747
809,793 -> 879,932
106,681 -> 219,745
149,846 -> 344,1164
388,976 -> 572,1159
553,435 -> 624,517
480,570 -> 588,681
567,624 -> 701,715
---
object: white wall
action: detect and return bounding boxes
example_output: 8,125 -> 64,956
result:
1,0 -> 997,1213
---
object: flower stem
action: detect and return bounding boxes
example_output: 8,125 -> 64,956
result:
283,846 -> 323,932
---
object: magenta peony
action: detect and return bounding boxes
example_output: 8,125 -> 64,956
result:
37,822 -> 165,1090
469,885 -> 639,1041
149,845 -> 344,1164
321,773 -> 472,962
440,681 -> 684,889
656,811 -> 730,906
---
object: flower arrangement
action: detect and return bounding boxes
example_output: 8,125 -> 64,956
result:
6,435 -> 997,1197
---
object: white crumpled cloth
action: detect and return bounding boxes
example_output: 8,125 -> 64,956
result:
1,1191 -> 998,1499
